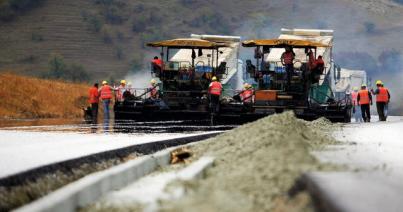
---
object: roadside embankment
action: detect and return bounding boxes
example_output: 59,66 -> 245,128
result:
0,73 -> 88,119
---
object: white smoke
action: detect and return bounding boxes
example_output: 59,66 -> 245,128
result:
124,70 -> 153,90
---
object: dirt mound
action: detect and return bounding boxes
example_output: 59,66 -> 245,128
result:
159,112 -> 337,211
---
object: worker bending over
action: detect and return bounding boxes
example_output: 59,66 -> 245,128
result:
208,76 -> 222,114
371,80 -> 390,121
357,84 -> 372,122
99,81 -> 113,121
240,83 -> 254,105
88,83 -> 99,124
351,87 -> 363,123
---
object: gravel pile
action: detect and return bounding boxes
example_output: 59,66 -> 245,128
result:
159,112 -> 337,211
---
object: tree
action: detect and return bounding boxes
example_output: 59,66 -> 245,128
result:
66,63 -> 91,82
48,53 -> 66,79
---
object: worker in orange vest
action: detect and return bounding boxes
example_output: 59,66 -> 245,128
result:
351,87 -> 363,123
357,84 -> 373,122
208,76 -> 222,114
371,80 -> 390,121
240,83 -> 254,104
151,56 -> 163,77
99,80 -> 113,121
281,46 -> 295,90
88,83 -> 99,124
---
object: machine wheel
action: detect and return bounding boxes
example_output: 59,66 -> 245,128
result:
344,108 -> 352,123
210,113 -> 216,126
275,108 -> 284,113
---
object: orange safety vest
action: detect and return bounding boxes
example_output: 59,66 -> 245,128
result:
241,89 -> 253,103
208,81 -> 222,95
100,85 -> 112,100
358,89 -> 370,105
376,87 -> 389,103
282,52 -> 294,65
351,91 -> 358,106
152,59 -> 163,67
88,87 -> 99,104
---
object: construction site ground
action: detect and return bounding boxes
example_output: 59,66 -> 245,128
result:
1,114 -> 403,211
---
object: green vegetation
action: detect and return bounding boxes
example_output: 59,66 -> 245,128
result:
44,53 -> 90,82
363,21 -> 376,34
0,0 -> 45,21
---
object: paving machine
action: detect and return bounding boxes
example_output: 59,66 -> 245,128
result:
219,29 -> 352,123
114,34 -> 242,121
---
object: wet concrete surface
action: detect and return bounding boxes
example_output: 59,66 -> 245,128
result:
0,118 -> 235,179
310,116 -> 403,212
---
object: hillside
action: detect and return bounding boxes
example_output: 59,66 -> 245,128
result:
0,0 -> 402,113
0,73 -> 88,118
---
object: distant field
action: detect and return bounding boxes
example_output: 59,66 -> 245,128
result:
0,73 -> 89,119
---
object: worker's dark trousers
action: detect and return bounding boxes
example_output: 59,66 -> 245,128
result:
285,64 -> 294,89
361,104 -> 371,122
376,102 -> 387,121
209,94 -> 220,114
91,103 -> 98,124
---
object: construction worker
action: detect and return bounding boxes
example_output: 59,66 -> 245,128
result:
240,83 -> 254,104
115,80 -> 127,102
371,80 -> 390,121
149,79 -> 159,100
88,83 -> 99,124
281,46 -> 295,89
99,81 -> 113,121
357,84 -> 372,122
208,76 -> 222,114
351,87 -> 363,123
151,56 -> 163,77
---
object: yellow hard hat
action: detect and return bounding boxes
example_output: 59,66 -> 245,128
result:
102,80 -> 108,85
120,80 -> 126,84
150,79 -> 157,84
212,76 -> 217,81
353,86 -> 358,91
361,83 -> 367,87
376,80 -> 382,85
243,83 -> 249,88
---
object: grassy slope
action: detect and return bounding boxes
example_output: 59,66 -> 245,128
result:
0,0 -> 402,113
0,73 -> 88,118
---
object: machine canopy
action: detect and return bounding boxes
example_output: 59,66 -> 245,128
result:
147,38 -> 228,49
242,39 -> 331,48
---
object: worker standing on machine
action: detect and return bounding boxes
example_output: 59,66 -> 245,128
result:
351,87 -> 363,123
208,76 -> 222,114
115,80 -> 127,103
149,79 -> 159,100
281,46 -> 295,90
371,80 -> 390,121
357,84 -> 372,122
240,83 -> 254,105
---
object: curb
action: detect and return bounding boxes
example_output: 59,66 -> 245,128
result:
14,147 -> 176,212
1,132 -> 221,187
